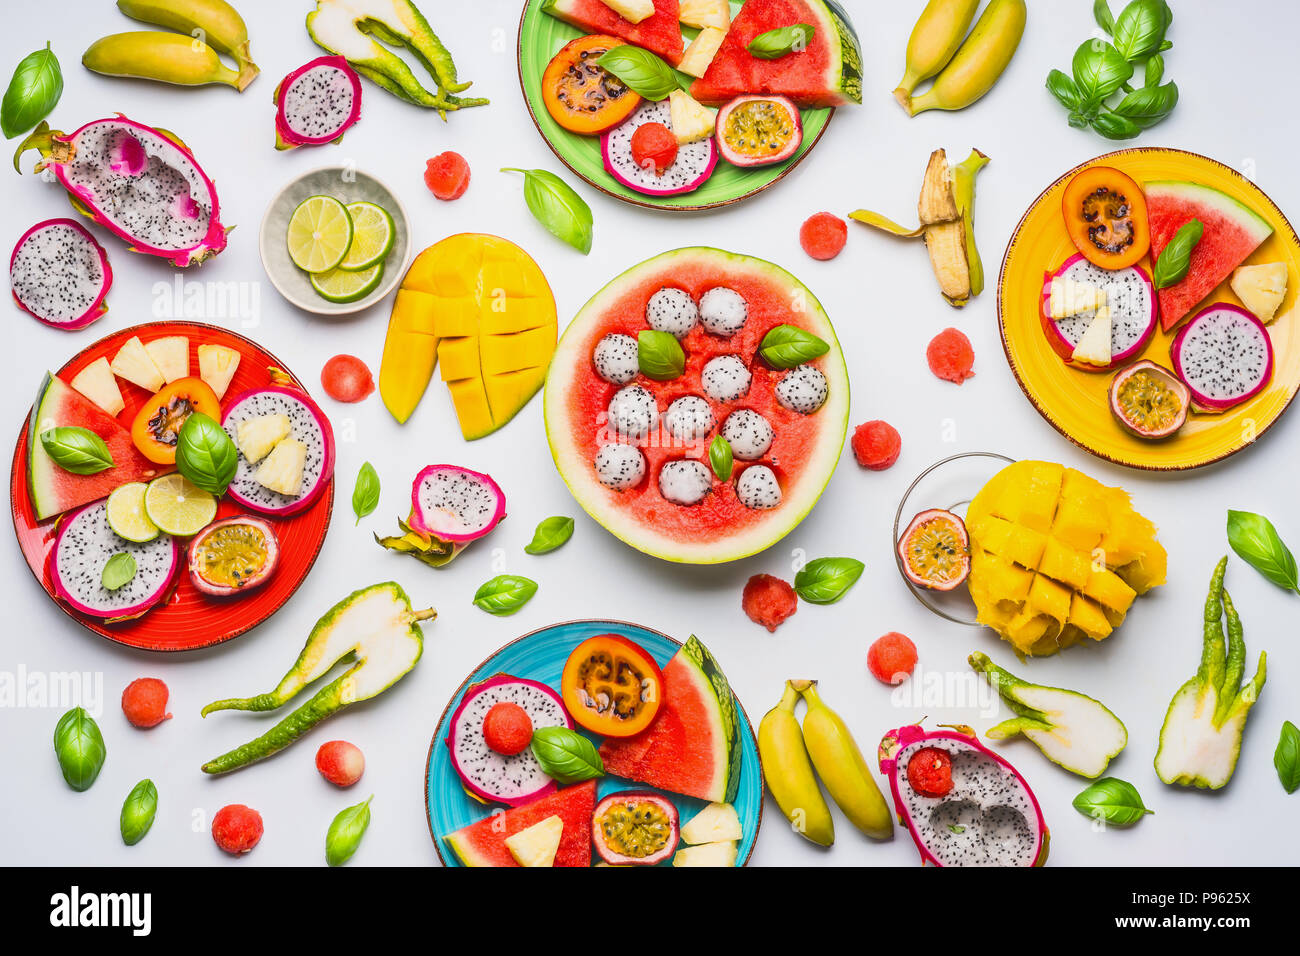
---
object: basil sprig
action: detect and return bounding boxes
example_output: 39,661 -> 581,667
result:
473,574 -> 538,615
53,706 -> 106,792
709,435 -> 733,481
794,557 -> 865,605
758,325 -> 829,369
748,24 -> 815,60
1,42 -> 62,139
525,516 -> 574,555
1227,510 -> 1299,591
501,168 -> 593,254
1152,218 -> 1202,290
530,727 -> 605,784
352,461 -> 380,525
101,552 -> 137,591
1276,721 -> 1300,794
637,329 -> 685,380
1112,0 -> 1172,61
39,426 -> 113,475
1071,777 -> 1153,827
176,413 -> 237,495
594,46 -> 679,100
326,795 -> 373,866
120,779 -> 158,846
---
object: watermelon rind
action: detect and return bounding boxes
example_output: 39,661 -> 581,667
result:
1145,181 -> 1274,244
817,0 -> 863,106
680,634 -> 742,804
27,372 -> 61,521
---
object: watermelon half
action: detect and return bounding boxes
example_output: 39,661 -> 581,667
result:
1145,180 -> 1274,331
442,780 -> 597,867
541,0 -> 685,65
543,246 -> 849,564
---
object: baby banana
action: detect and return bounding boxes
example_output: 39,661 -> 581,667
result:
793,680 -> 893,840
757,682 -> 835,847
894,0 -> 980,107
901,0 -> 1026,116
83,31 -> 246,89
116,0 -> 259,90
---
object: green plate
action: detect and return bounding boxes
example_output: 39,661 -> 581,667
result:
517,0 -> 835,211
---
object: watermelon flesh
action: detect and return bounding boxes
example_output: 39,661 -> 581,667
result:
443,780 -> 596,867
1145,180 -> 1274,331
541,0 -> 684,65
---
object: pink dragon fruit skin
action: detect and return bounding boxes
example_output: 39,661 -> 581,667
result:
9,218 -> 113,330
1170,303 -> 1274,412
220,384 -> 337,517
408,465 -> 506,544
1039,253 -> 1157,372
274,56 -> 363,150
878,723 -> 1050,867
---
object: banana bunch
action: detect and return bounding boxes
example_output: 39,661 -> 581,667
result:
83,0 -> 259,91
757,680 -> 892,847
849,147 -> 989,307
894,0 -> 1025,116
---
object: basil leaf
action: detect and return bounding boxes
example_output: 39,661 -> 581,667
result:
794,557 -> 865,605
53,707 -> 106,792
176,412 -> 237,496
1071,777 -> 1154,826
1113,81 -> 1177,128
525,515 -> 574,555
120,779 -> 158,846
1276,721 -> 1300,794
39,426 -> 113,475
709,435 -> 733,482
101,552 -> 137,591
530,727 -> 605,784
472,574 -> 538,615
1152,218 -> 1202,290
1090,108 -> 1142,140
352,461 -> 380,526
747,23 -> 815,60
758,324 -> 829,369
500,168 -> 593,254
637,329 -> 685,380
1144,53 -> 1164,87
326,795 -> 373,866
1,43 -> 62,140
594,46 -> 679,100
1045,69 -> 1081,111
1113,0 -> 1171,61
1093,0 -> 1115,34
1071,39 -> 1132,102
1227,510 -> 1299,591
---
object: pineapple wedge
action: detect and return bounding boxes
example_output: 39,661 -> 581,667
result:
69,357 -> 125,416
1048,278 -> 1108,319
144,336 -> 189,383
668,89 -> 715,144
110,336 -> 165,392
236,414 -> 292,465
672,841 -> 737,867
1230,262 -> 1287,324
678,27 -> 726,78
253,438 -> 306,496
679,0 -> 729,30
198,344 -> 241,399
680,802 -> 742,844
1070,306 -> 1112,366
503,815 -> 563,867
597,0 -> 654,23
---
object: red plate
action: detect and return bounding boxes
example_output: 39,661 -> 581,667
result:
10,321 -> 333,651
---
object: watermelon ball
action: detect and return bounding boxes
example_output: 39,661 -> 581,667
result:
121,677 -> 171,728
482,701 -> 533,756
742,574 -> 798,632
907,746 -> 954,798
852,420 -> 901,470
320,354 -> 375,403
424,151 -> 471,201
630,122 -> 678,176
316,740 -> 365,787
212,804 -> 263,855
926,327 -> 975,384
799,212 -> 848,260
867,632 -> 917,685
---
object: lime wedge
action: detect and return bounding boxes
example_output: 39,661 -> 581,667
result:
106,482 -> 159,543
339,201 -> 395,271
310,262 -> 384,303
144,474 -> 218,537
287,195 -> 353,273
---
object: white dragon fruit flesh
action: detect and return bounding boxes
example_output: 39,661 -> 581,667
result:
593,333 -> 640,385
9,218 -> 112,330
663,395 -> 715,443
736,464 -> 781,509
1040,253 -> 1156,369
221,385 -> 336,516
775,364 -> 828,414
878,724 -> 1049,867
699,287 -> 748,336
720,409 -> 773,460
595,443 -> 647,491
607,384 -> 659,440
658,459 -> 712,505
601,99 -> 718,197
274,55 -> 363,150
646,287 -> 699,339
701,355 -> 752,402
1170,303 -> 1274,412
408,464 -> 506,543
49,502 -> 178,621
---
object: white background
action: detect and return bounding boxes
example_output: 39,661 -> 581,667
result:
2,0 -> 1297,867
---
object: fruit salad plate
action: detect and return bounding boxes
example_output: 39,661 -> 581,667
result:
10,321 -> 334,651
999,148 -> 1300,470
426,620 -> 763,867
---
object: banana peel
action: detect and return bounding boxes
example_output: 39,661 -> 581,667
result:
850,148 -> 989,307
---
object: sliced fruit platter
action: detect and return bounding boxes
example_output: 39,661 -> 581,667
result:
518,0 -> 860,209
10,322 -> 335,651
427,621 -> 762,866
999,148 -> 1300,470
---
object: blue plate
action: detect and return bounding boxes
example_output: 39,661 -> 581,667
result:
426,620 -> 763,866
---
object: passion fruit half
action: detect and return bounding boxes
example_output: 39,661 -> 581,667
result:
188,515 -> 280,597
897,508 -> 970,592
592,791 -> 680,866
1108,359 -> 1189,440
715,95 -> 803,168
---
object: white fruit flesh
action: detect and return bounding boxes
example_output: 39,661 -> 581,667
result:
1230,262 -> 1287,324
680,802 -> 742,844
668,89 -> 716,144
1049,277 -> 1108,319
198,344 -> 241,399
598,0 -> 654,23
143,336 -> 189,383
69,357 -> 124,416
253,438 -> 307,496
678,27 -> 726,78
1071,305 -> 1113,366
672,840 -> 737,867
236,414 -> 292,464
1006,685 -> 1128,779
678,0 -> 730,30
1154,681 -> 1246,789
504,815 -> 563,867
110,336 -> 164,392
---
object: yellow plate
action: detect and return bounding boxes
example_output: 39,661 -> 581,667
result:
998,148 -> 1300,471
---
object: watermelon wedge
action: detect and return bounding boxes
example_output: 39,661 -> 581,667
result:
690,0 -> 862,107
27,373 -> 172,521
599,635 -> 742,803
442,780 -> 597,867
1145,181 -> 1274,331
542,0 -> 685,65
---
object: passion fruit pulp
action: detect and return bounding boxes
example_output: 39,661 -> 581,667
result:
898,508 -> 970,592
591,791 -> 680,866
715,94 -> 803,168
1108,359 -> 1189,440
188,516 -> 280,596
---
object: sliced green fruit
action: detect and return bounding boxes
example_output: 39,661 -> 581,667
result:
106,482 -> 159,543
287,195 -> 353,273
311,262 -> 384,303
143,473 -> 217,537
339,201 -> 395,270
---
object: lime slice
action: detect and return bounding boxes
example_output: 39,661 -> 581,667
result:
339,201 -> 395,271
287,195 -> 353,273
106,482 -> 159,543
144,474 -> 218,537
310,262 -> 384,303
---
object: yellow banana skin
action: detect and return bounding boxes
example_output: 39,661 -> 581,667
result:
903,0 -> 1026,116
794,680 -> 894,840
83,31 -> 243,89
758,682 -> 835,847
894,0 -> 980,106
116,0 -> 259,90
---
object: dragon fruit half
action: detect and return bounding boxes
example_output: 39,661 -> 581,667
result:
15,116 -> 228,267
10,218 -> 112,330
221,385 -> 336,516
878,723 -> 1049,867
1170,303 -> 1274,412
274,55 -> 363,150
1040,253 -> 1156,371
602,100 -> 717,198
408,464 -> 506,543
49,502 -> 179,621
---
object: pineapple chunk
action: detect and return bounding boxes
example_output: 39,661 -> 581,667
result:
680,803 -> 742,844
679,0 -> 729,30
69,357 -> 125,416
1070,305 -> 1112,366
110,336 -> 165,392
253,438 -> 307,496
144,336 -> 189,383
198,344 -> 241,399
597,0 -> 654,23
1230,262 -> 1287,324
672,840 -> 737,867
236,414 -> 292,465
1048,277 -> 1107,318
668,89 -> 716,144
678,27 -> 726,78
504,815 -> 563,867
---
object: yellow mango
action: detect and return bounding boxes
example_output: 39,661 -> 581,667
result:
1005,525 -> 1047,569
480,326 -> 557,375
485,368 -> 547,428
969,513 -> 1014,556
981,555 -> 1033,602
438,336 -> 480,382
1115,546 -> 1167,595
379,289 -> 439,424
1005,609 -> 1056,655
1018,462 -> 1064,532
446,376 -> 494,440
1082,568 -> 1136,615
1027,574 -> 1071,624
1038,537 -> 1091,590
1068,593 -> 1113,641
432,296 -> 481,338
